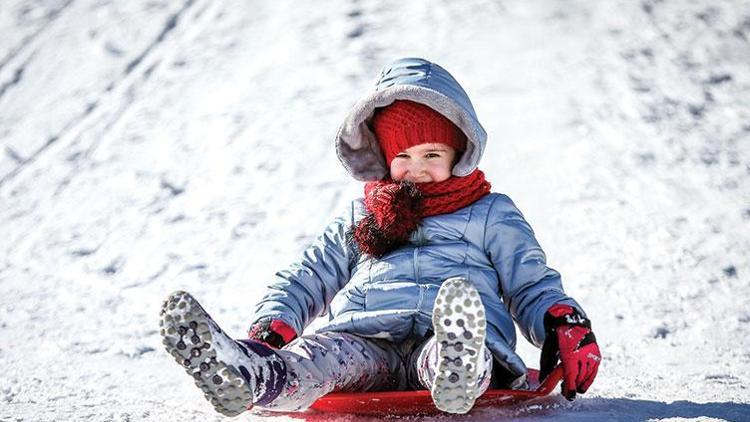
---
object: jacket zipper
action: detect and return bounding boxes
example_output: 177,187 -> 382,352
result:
413,246 -> 420,283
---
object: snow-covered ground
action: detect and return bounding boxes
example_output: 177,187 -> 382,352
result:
1,0 -> 749,420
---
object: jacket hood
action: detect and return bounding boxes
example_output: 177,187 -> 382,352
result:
335,58 -> 487,181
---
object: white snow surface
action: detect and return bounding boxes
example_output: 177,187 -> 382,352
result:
1,0 -> 749,421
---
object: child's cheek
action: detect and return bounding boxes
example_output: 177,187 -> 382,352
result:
390,163 -> 406,181
429,160 -> 452,182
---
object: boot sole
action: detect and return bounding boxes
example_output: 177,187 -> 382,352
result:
159,291 -> 252,417
431,278 -> 487,414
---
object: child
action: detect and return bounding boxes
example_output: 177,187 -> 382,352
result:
159,57 -> 601,416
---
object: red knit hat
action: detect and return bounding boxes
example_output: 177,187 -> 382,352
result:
372,100 -> 467,166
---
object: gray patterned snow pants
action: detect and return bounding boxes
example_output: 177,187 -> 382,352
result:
258,331 -> 493,411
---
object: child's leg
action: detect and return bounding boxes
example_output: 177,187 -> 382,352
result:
161,291 -> 406,416
411,335 -> 493,394
264,332 -> 406,411
417,277 -> 494,414
161,292 -> 286,416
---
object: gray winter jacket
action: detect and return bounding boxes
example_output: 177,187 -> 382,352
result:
252,58 -> 581,378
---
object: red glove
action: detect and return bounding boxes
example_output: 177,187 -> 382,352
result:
540,304 -> 601,400
248,319 -> 297,349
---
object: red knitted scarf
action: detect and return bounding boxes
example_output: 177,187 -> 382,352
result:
353,170 -> 491,257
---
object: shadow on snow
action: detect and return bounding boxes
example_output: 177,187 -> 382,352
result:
257,397 -> 750,422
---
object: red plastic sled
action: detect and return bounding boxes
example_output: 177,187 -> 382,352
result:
310,365 -> 564,416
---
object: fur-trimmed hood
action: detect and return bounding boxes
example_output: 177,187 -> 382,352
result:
335,58 -> 487,181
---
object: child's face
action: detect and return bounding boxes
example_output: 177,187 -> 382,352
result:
389,143 -> 457,183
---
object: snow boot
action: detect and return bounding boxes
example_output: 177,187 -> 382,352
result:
159,291 -> 286,417
430,277 -> 488,414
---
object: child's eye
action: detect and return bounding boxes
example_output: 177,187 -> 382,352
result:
426,153 -> 441,158
395,153 -> 409,159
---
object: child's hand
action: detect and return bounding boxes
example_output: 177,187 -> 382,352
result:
248,319 -> 297,349
539,304 -> 601,400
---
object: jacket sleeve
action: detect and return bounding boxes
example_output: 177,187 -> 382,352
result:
250,201 -> 359,336
483,194 -> 582,348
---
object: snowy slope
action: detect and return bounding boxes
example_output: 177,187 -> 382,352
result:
1,0 -> 749,421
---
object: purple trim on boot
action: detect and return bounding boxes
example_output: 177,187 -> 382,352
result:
236,339 -> 287,406
237,339 -> 277,358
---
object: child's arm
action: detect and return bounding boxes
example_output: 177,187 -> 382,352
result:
483,194 -> 582,348
249,202 -> 358,342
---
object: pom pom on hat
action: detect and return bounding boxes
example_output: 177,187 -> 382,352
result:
372,100 -> 467,166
